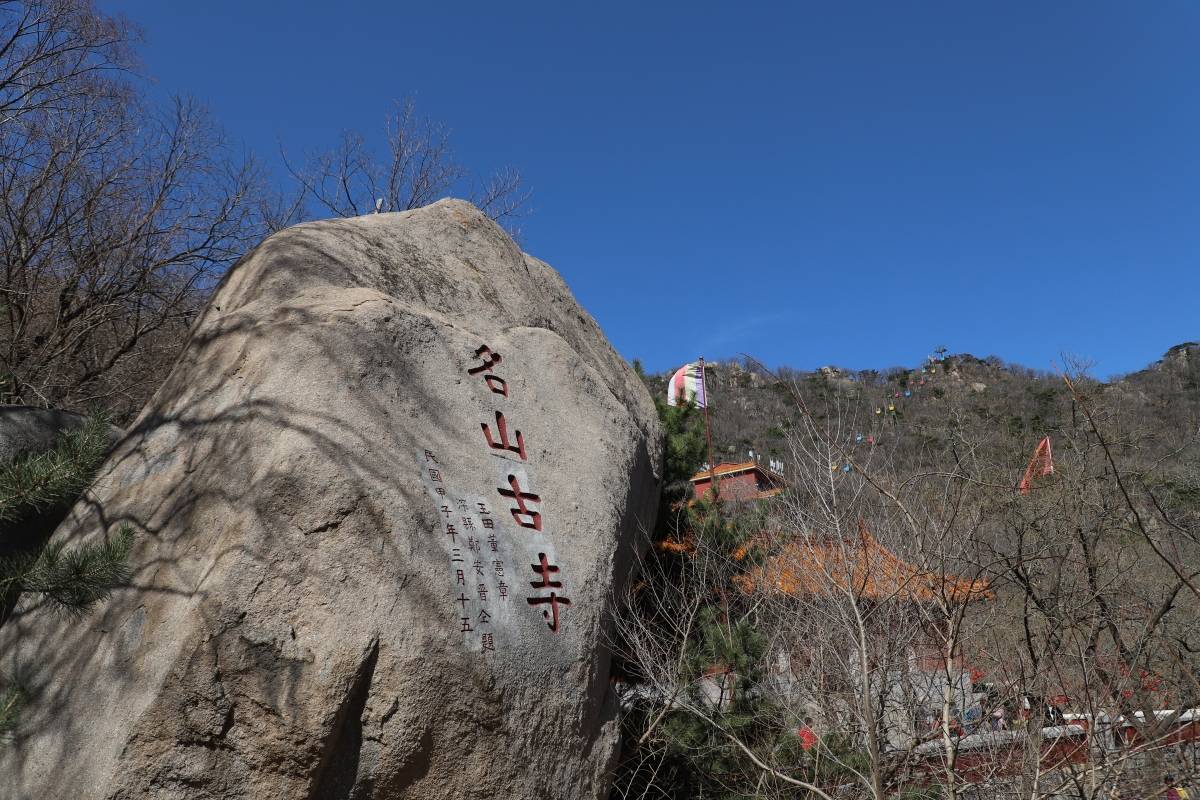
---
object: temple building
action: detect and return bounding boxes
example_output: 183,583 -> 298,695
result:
689,459 -> 786,503
685,463 -> 992,749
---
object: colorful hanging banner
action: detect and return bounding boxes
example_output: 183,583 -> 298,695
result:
667,361 -> 708,408
1018,436 -> 1054,495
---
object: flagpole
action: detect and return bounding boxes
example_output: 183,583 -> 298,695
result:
700,356 -> 716,498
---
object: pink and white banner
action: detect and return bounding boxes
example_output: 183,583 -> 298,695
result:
667,361 -> 707,408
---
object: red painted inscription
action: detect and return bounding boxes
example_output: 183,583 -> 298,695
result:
497,474 -> 542,530
527,552 -> 571,633
481,410 -> 527,460
466,345 -> 508,396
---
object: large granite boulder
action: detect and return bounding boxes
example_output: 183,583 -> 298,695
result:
0,200 -> 662,799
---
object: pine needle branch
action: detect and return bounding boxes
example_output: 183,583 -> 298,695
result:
0,684 -> 24,737
0,415 -> 113,525
0,525 -> 133,616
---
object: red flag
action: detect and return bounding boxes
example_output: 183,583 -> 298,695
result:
1018,436 -> 1053,495
796,725 -> 818,751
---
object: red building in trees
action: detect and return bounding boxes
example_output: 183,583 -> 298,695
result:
690,460 -> 786,503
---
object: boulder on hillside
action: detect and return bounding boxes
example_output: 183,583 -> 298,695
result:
0,200 -> 662,800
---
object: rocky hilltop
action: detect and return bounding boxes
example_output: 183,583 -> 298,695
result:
644,344 -> 1200,472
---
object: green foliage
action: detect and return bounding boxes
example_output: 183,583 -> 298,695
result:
687,496 -> 765,558
684,504 -> 768,698
634,499 -> 786,798
770,380 -> 794,400
631,353 -> 708,501
894,786 -> 944,800
659,398 -> 706,488
616,390 -> 795,797
688,606 -> 767,692
811,731 -> 873,785
0,415 -> 113,525
617,348 -> 1200,797
0,525 -> 133,616
1005,415 -> 1024,438
1146,475 -> 1200,511
0,415 -> 132,737
0,685 -> 22,737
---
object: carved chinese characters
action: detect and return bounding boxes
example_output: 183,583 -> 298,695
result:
466,344 -> 507,396
527,552 -> 571,633
481,411 -> 526,460
420,448 -> 511,653
419,342 -> 573,649
465,343 -> 572,632
497,474 -> 541,530
0,199 -> 664,800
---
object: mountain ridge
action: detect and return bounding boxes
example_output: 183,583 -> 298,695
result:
640,342 -> 1200,471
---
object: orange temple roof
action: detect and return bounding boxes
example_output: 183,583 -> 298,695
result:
692,461 -> 758,479
735,523 -> 991,604
690,461 -> 782,482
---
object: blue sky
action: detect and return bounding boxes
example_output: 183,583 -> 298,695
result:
103,1 -> 1199,377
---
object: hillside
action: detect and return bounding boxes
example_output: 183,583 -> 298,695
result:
622,344 -> 1200,799
641,344 -> 1200,481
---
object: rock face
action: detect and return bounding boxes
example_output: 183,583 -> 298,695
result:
0,200 -> 662,799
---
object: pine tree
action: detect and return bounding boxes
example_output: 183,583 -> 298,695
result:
657,398 -> 708,493
0,415 -> 113,525
0,415 -> 133,736
653,499 -> 791,798
615,380 -> 805,798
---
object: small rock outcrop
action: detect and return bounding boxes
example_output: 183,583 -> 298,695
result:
1,200 -> 662,799
0,406 -> 120,467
